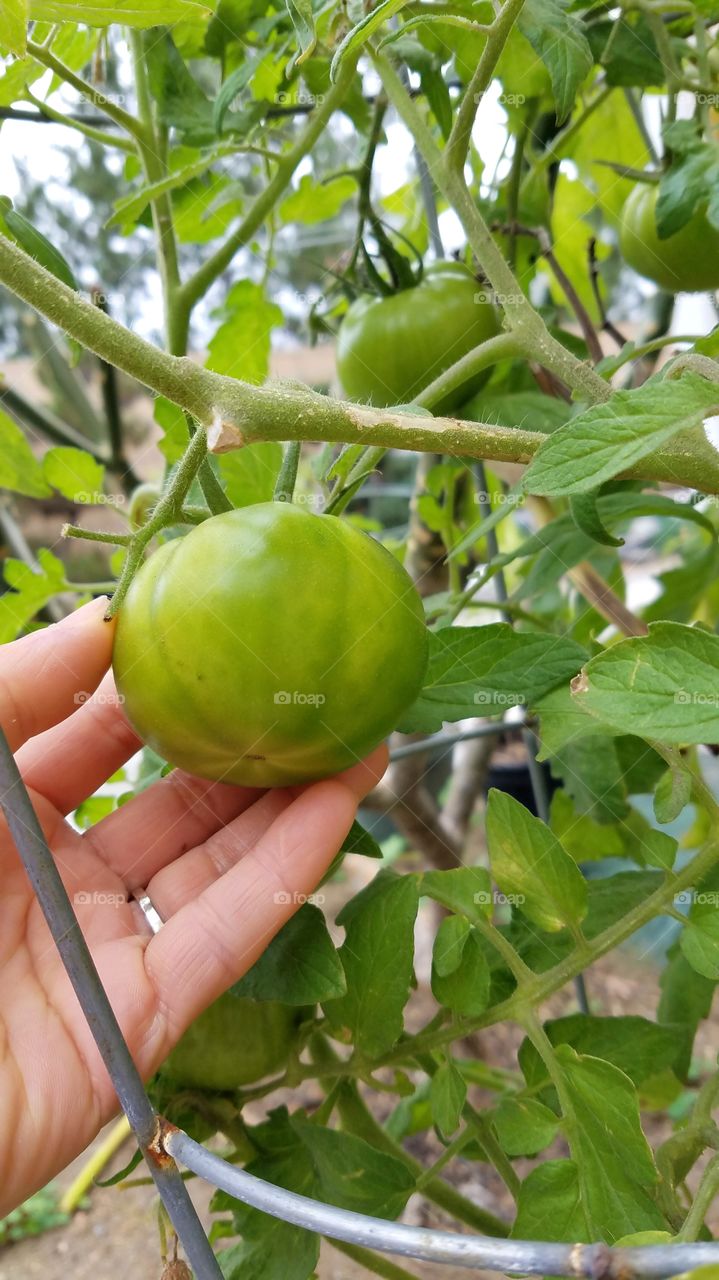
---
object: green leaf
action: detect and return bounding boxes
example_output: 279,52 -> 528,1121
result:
431,914 -> 469,979
232,904 -> 346,1004
29,0 -> 209,22
680,878 -> 719,980
324,871 -> 419,1057
493,1097 -> 559,1157
431,923 -> 490,1016
154,395 -> 190,465
556,1047 -> 665,1240
574,621 -> 719,744
585,14 -> 663,88
0,549 -> 66,643
330,0 -> 408,80
486,790 -> 587,933
462,388 -> 572,433
0,197 -> 76,290
513,1161 -> 588,1242
293,1119 -> 414,1219
207,280 -> 283,383
0,408 -> 51,498
430,1059 -> 466,1139
420,866 -> 492,920
340,819 -> 382,859
145,30 -> 213,138
107,145 -> 238,228
217,443 -> 282,507
654,765 -> 692,825
658,943 -> 715,1080
1,0 -> 27,55
522,373 -> 719,497
570,492 -> 623,547
518,0 -> 593,124
43,446 -> 105,503
397,625 -> 586,735
285,0 -> 316,67
520,1015 -> 684,1089
656,148 -> 719,238
212,55 -> 263,135
279,174 -> 355,226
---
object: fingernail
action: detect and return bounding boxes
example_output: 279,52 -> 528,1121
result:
63,597 -> 110,627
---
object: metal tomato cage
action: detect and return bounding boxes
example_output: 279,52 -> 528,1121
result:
3,718 -> 719,1280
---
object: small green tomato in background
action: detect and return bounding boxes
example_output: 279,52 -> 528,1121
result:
112,502 -> 428,787
336,261 -> 500,410
619,183 -> 719,292
162,993 -> 297,1091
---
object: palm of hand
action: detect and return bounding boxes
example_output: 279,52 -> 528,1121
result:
0,599 -> 384,1215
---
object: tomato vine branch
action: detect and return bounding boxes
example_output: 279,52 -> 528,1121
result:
0,234 -> 717,493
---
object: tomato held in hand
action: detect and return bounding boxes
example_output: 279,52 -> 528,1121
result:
619,184 -> 719,292
336,261 -> 500,410
162,993 -> 297,1090
112,503 -> 428,786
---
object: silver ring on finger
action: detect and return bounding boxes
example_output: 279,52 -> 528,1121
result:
132,891 -> 165,935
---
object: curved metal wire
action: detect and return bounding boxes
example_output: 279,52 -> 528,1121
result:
166,1127 -> 719,1278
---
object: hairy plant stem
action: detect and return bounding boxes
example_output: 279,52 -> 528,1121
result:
445,0 -> 527,172
104,426 -> 213,617
2,234 -> 716,494
373,53 -> 611,407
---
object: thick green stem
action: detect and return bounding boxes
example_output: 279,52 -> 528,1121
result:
0,234 -> 716,492
445,0 -> 527,173
105,426 -> 212,616
185,414 -> 233,515
374,53 -> 611,406
178,56 -> 359,320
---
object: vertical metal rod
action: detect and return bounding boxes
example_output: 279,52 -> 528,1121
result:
0,728 -> 223,1280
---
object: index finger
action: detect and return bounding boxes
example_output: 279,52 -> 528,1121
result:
0,598 -> 114,752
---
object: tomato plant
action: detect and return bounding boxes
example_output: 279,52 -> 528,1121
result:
336,262 -> 500,409
113,503 -> 428,786
4,2 -> 719,1277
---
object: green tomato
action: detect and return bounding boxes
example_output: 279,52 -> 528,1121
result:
619,184 -> 719,292
336,261 -> 500,410
162,993 -> 297,1091
112,502 -> 428,786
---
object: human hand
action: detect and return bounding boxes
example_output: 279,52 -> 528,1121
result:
0,599 -> 386,1215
